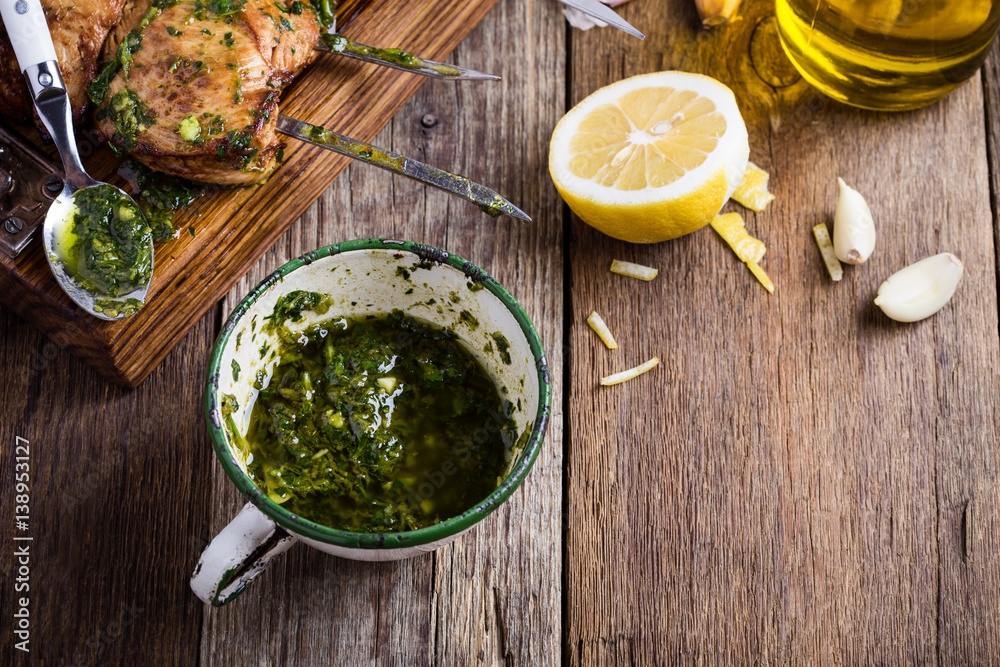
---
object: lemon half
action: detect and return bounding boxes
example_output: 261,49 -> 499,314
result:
549,71 -> 749,243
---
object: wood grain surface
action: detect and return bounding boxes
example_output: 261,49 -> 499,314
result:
3,0 -> 1000,664
1,0 -> 565,664
199,0 -> 565,663
566,0 -> 1000,663
0,0 -> 503,387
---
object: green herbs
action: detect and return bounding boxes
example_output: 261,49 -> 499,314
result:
228,127 -> 252,151
265,290 -> 329,328
304,124 -> 404,170
308,0 -> 334,27
60,185 -> 152,297
193,0 -> 246,19
97,90 -> 157,152
221,31 -> 236,47
208,0 -> 246,14
93,297 -> 144,319
279,15 -> 294,31
479,194 -> 507,218
212,127 -> 260,169
87,25 -> 142,104
319,34 -> 462,77
88,61 -> 120,106
491,332 -> 512,364
166,25 -> 182,35
249,107 -> 271,122
221,393 -> 239,415
118,159 -> 207,241
200,113 -> 226,137
277,1 -> 304,14
167,58 -> 208,83
87,5 -> 163,105
459,310 -> 479,329
242,310 -> 515,533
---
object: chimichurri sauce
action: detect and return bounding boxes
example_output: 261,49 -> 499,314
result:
119,158 -> 207,241
244,310 -> 517,533
61,184 -> 152,297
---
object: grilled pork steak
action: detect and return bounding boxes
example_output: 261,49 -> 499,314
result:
93,0 -> 320,184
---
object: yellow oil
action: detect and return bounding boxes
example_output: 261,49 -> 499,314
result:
775,0 -> 1000,110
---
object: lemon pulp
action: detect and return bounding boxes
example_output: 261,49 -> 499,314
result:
568,88 -> 726,191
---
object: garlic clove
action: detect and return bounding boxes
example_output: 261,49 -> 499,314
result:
874,253 -> 964,323
833,177 -> 876,265
695,0 -> 742,26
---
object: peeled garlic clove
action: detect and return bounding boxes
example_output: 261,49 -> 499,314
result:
874,253 -> 964,323
833,178 -> 876,264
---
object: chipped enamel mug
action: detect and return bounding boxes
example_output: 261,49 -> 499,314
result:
191,239 -> 551,606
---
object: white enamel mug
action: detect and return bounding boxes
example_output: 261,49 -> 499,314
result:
191,239 -> 551,605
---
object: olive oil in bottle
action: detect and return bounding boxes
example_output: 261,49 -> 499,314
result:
775,0 -> 1000,111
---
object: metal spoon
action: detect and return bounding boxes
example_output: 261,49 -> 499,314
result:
0,0 -> 153,321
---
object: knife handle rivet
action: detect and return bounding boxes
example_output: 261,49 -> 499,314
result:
420,114 -> 438,129
3,216 -> 24,234
44,175 -> 63,194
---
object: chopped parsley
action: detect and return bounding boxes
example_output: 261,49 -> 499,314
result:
242,310 -> 515,532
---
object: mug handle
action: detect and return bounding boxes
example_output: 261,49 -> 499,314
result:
190,502 -> 298,606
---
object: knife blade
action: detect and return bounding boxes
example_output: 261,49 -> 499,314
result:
317,35 -> 500,81
557,0 -> 645,39
277,116 -> 530,221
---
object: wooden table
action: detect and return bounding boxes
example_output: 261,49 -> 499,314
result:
3,0 -> 999,663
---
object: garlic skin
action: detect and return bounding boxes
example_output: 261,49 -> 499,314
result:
833,177 -> 876,264
874,253 -> 964,323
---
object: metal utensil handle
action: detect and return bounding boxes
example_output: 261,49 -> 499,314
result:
0,0 -> 58,72
276,115 -> 532,221
0,0 -> 93,190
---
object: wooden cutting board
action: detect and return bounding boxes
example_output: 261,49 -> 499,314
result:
0,0 -> 501,387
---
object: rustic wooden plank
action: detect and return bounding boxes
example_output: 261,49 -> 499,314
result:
0,0 -> 502,388
566,1 -> 1000,663
425,0 -> 564,663
198,0 -> 564,664
0,304 -> 216,663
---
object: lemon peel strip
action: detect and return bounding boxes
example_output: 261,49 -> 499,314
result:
610,260 -> 659,281
600,357 -> 660,386
813,223 -> 843,282
710,212 -> 774,293
586,311 -> 618,350
732,161 -> 775,212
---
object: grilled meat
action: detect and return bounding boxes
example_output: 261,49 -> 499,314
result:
0,0 -> 126,127
93,0 -> 321,185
